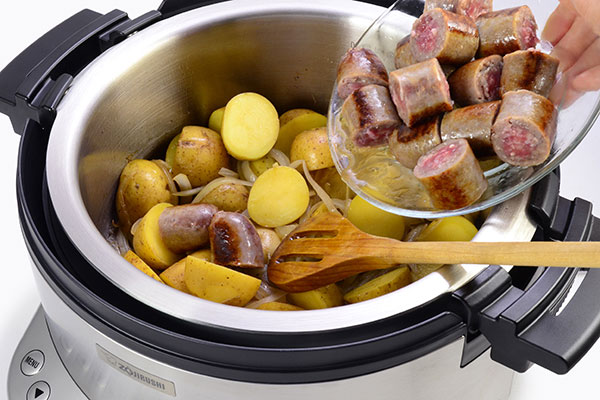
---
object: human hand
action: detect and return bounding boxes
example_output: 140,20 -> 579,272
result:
543,0 -> 600,105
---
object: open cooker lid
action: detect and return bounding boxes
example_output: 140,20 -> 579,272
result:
45,0 -> 536,333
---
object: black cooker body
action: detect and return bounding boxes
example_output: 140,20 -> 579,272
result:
2,0 -> 600,386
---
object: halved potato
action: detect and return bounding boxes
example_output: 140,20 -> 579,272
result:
132,203 -> 181,270
184,257 -> 261,307
275,109 -> 327,155
159,258 -> 190,293
221,93 -> 279,160
347,195 -> 406,241
417,216 -> 478,242
208,106 -> 226,133
123,250 -> 164,283
344,267 -> 411,304
287,284 -> 343,309
247,166 -> 309,227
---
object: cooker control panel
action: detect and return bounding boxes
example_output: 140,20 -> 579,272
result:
8,307 -> 87,400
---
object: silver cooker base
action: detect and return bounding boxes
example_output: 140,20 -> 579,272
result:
10,263 -> 516,399
7,306 -> 515,400
8,306 -> 87,399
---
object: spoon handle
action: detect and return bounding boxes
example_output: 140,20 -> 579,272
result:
384,241 -> 600,267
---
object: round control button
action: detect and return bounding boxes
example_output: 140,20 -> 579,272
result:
21,350 -> 45,376
26,381 -> 50,400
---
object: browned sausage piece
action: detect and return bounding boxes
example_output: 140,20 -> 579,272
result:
209,211 -> 265,269
337,47 -> 389,99
389,59 -> 453,128
341,84 -> 401,147
457,0 -> 493,20
410,8 -> 479,65
424,0 -> 459,12
394,36 -> 415,70
491,90 -> 557,167
477,6 -> 539,58
389,116 -> 442,169
414,139 -> 488,210
158,204 -> 218,254
440,101 -> 501,157
448,55 -> 503,106
501,49 -> 559,98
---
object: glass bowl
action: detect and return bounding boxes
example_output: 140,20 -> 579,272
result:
328,0 -> 600,218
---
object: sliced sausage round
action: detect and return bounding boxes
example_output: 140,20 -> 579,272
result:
337,47 -> 389,99
501,49 -> 559,98
441,101 -> 501,158
410,8 -> 479,65
158,203 -> 218,253
341,84 -> 401,147
448,55 -> 503,106
389,59 -> 453,128
477,6 -> 539,58
209,211 -> 265,269
414,139 -> 488,210
457,0 -> 493,20
389,116 -> 442,170
394,35 -> 415,70
424,0 -> 459,13
491,90 -> 557,167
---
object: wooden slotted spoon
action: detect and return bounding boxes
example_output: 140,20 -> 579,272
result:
267,212 -> 600,293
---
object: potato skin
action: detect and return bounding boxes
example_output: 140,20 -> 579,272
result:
172,126 -> 230,187
256,228 -> 281,261
116,159 -> 174,235
290,127 -> 334,171
184,256 -> 261,306
201,183 -> 249,212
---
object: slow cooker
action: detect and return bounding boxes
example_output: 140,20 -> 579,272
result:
1,0 -> 600,399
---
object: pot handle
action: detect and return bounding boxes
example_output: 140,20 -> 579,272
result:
0,9 -> 161,135
474,171 -> 600,374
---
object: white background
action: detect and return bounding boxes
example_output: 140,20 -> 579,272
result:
0,0 -> 599,399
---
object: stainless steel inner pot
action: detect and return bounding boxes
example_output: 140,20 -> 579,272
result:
46,0 -> 537,332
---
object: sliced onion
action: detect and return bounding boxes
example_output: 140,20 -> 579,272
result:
172,187 -> 203,197
290,159 -> 338,214
239,160 -> 257,183
152,159 -> 178,204
275,224 -> 298,239
218,167 -> 239,178
130,217 -> 142,236
112,228 -> 131,255
192,177 -> 254,204
268,149 -> 290,167
173,173 -> 194,203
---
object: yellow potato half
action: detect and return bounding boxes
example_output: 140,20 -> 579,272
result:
208,106 -> 226,133
287,284 -> 343,310
221,93 -> 279,160
344,267 -> 411,304
347,195 -> 406,241
123,250 -> 164,283
417,216 -> 478,242
184,257 -> 261,307
247,166 -> 310,227
132,203 -> 181,270
290,127 -> 334,171
275,109 -> 327,155
159,258 -> 190,293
